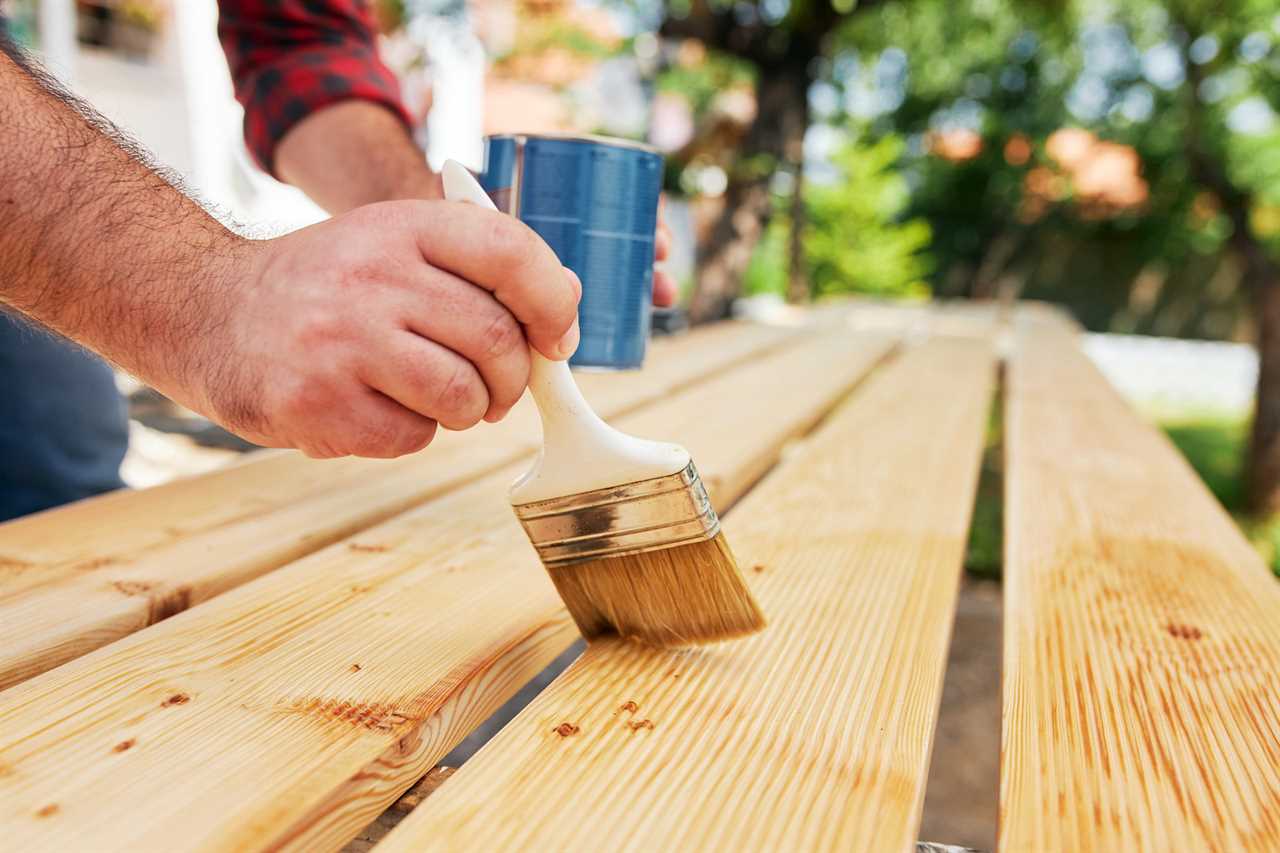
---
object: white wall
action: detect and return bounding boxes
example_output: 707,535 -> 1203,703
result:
44,0 -> 327,233
1083,332 -> 1257,418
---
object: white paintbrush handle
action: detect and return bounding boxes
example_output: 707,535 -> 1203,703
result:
441,160 -> 597,429
441,160 -> 688,505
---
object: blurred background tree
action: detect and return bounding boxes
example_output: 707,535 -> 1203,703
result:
637,0 -> 1280,546
835,0 -> 1280,508
379,0 -> 1280,519
651,0 -> 882,321
741,136 -> 932,300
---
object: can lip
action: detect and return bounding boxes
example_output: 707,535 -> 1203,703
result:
485,132 -> 661,157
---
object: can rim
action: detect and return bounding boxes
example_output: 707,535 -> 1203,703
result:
486,132 -> 661,157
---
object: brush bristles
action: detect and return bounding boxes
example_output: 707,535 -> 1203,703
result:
547,531 -> 766,647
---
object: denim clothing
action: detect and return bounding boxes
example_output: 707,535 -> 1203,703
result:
0,311 -> 128,521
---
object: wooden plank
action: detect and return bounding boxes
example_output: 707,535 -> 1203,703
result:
1000,318 -> 1280,851
0,320 -> 799,690
0,328 -> 896,852
377,336 -> 997,853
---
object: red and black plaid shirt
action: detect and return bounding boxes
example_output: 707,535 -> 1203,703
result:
216,0 -> 412,175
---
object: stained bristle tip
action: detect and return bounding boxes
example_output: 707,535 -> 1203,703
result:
546,531 -> 766,648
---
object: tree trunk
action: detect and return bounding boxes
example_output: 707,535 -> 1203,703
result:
970,228 -> 1022,300
1177,44 -> 1280,513
785,157 -> 809,304
688,67 -> 810,324
1247,268 -> 1280,513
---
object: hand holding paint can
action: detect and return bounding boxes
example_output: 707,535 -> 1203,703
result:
478,134 -> 664,370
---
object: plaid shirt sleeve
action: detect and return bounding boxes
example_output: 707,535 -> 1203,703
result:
216,0 -> 412,176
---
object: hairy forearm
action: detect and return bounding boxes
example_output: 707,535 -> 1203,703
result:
0,42 -> 253,408
275,100 -> 442,214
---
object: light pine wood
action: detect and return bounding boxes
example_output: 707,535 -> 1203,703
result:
0,320 -> 797,690
0,329 -> 896,852
1000,318 -> 1280,851
377,337 -> 996,853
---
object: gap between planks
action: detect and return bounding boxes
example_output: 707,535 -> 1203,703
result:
0,320 -> 804,691
0,327 -> 897,852
375,335 -> 997,853
1000,316 -> 1280,851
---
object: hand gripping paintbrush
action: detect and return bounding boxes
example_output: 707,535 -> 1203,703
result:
442,160 -> 764,647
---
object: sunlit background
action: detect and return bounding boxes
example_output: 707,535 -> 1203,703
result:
5,0 -> 1280,549
7,1 -> 1279,330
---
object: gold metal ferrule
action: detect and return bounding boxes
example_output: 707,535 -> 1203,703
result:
512,462 -> 720,567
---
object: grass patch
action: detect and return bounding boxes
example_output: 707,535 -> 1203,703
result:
965,409 -> 1280,579
1162,418 -> 1247,512
1163,416 -> 1280,576
964,397 -> 1003,579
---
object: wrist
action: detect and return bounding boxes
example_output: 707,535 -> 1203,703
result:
157,228 -> 266,421
275,100 -> 443,212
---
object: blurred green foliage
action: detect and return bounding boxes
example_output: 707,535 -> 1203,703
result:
696,0 -> 1280,329
654,51 -> 755,117
964,399 -> 1004,579
805,137 -> 933,297
833,0 -> 1280,338
742,221 -> 787,296
1159,414 -> 1280,574
744,137 -> 933,299
1164,417 -> 1249,510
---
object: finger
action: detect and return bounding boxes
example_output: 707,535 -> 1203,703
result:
559,266 -> 581,356
306,391 -> 439,459
655,227 -> 671,262
409,201 -> 581,361
653,269 -> 678,307
655,217 -> 672,263
404,269 -> 532,422
360,331 -> 490,431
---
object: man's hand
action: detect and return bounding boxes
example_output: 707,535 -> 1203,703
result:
0,39 -> 581,461
653,200 -> 677,307
207,201 -> 580,458
276,102 -> 679,308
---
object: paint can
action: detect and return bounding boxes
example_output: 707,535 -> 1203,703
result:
478,134 -> 664,370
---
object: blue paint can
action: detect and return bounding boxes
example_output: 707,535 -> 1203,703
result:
478,134 -> 664,370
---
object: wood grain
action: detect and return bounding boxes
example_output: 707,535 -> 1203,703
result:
376,337 -> 996,853
0,328 -> 895,852
1000,318 -> 1280,851
0,321 -> 797,690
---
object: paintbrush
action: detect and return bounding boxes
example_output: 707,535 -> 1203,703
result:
442,160 -> 765,647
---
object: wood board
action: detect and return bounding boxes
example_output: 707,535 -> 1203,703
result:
999,318 -> 1280,851
0,328 -> 895,852
0,321 -> 797,689
377,336 -> 996,853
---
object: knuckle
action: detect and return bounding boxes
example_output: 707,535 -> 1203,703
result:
494,353 -> 531,409
349,420 -> 403,458
497,221 -> 549,277
477,310 -> 524,361
337,259 -> 387,292
433,361 -> 484,425
294,309 -> 343,350
396,420 -> 438,455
